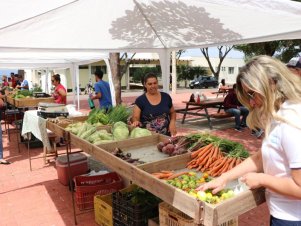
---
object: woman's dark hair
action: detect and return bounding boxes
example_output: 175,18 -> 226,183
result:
221,79 -> 226,86
141,72 -> 158,92
52,74 -> 61,83
94,69 -> 104,79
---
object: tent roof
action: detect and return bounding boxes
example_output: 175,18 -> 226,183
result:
0,50 -> 108,69
0,0 -> 301,53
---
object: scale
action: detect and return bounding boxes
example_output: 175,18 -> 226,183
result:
37,102 -> 69,118
32,92 -> 51,98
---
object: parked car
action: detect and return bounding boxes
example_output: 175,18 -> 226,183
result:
189,76 -> 218,89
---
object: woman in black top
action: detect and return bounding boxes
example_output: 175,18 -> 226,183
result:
131,73 -> 177,136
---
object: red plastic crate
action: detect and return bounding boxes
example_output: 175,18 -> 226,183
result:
74,172 -> 124,210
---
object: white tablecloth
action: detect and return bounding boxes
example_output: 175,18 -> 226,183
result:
21,110 -> 52,150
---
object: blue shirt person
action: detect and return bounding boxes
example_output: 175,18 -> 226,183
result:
16,74 -> 29,90
90,69 -> 112,110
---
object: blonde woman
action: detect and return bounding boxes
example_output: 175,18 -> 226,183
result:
197,55 -> 301,225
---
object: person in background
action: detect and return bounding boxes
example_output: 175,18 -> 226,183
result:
287,56 -> 301,77
10,72 -> 17,88
90,69 -> 112,111
197,55 -> 301,225
51,74 -> 67,105
0,95 -> 10,164
131,73 -> 177,136
223,83 -> 249,132
218,78 -> 227,89
16,74 -> 28,90
1,75 -> 9,88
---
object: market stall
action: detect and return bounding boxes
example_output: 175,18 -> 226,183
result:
45,115 -> 266,225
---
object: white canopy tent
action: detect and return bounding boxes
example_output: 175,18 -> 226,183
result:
0,0 -> 301,94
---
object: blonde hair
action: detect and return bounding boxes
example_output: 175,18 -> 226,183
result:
236,55 -> 301,134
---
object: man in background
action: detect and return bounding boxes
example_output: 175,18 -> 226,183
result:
90,69 -> 112,111
16,74 -> 29,90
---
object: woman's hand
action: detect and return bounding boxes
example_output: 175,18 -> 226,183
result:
240,173 -> 263,189
196,175 -> 228,194
169,122 -> 177,136
131,121 -> 141,127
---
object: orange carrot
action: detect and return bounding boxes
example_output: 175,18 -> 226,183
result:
190,146 -> 205,158
218,158 -> 233,175
167,171 -> 189,180
211,146 -> 219,160
186,159 -> 197,167
190,143 -> 213,159
212,157 -> 229,176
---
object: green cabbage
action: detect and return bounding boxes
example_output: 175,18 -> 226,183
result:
113,126 -> 129,140
130,128 -> 152,138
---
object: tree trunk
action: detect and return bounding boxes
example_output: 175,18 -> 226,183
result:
109,53 -> 122,104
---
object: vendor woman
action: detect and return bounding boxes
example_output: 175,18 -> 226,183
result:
131,73 -> 177,136
51,74 -> 67,105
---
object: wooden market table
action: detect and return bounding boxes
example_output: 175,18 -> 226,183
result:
46,120 -> 266,226
176,97 -> 233,129
6,95 -> 55,108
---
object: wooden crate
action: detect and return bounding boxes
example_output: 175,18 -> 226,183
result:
159,202 -> 238,226
95,134 -> 170,164
84,145 -> 265,226
46,115 -> 88,137
13,97 -> 55,108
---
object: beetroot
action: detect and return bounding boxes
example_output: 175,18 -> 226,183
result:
163,139 -> 171,145
157,142 -> 165,152
165,143 -> 175,155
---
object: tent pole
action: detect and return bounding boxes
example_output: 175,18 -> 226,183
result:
70,64 -> 76,106
75,64 -> 80,110
158,50 -> 171,93
171,51 -> 177,94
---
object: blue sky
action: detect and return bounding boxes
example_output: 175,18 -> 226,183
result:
182,47 -> 244,59
0,69 -> 18,77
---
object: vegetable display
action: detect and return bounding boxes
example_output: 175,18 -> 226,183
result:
151,170 -> 235,204
86,105 -> 131,125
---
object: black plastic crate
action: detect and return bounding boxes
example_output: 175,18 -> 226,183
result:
112,187 -> 160,226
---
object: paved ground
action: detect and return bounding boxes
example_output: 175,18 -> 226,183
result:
0,88 -> 270,226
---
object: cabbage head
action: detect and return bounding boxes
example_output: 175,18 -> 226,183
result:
113,126 -> 129,140
130,127 -> 152,138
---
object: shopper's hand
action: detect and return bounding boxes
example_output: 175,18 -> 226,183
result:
0,98 -> 4,108
240,173 -> 262,189
196,175 -> 228,194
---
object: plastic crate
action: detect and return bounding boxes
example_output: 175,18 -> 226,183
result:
74,172 -> 124,210
94,193 -> 113,226
112,185 -> 160,226
159,202 -> 238,226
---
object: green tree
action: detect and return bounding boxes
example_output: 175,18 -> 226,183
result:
234,40 -> 301,62
131,66 -> 161,83
177,65 -> 208,88
200,46 -> 233,82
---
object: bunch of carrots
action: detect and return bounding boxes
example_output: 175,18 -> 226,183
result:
186,143 -> 244,177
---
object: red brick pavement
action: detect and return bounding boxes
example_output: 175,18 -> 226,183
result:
0,90 -> 270,226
